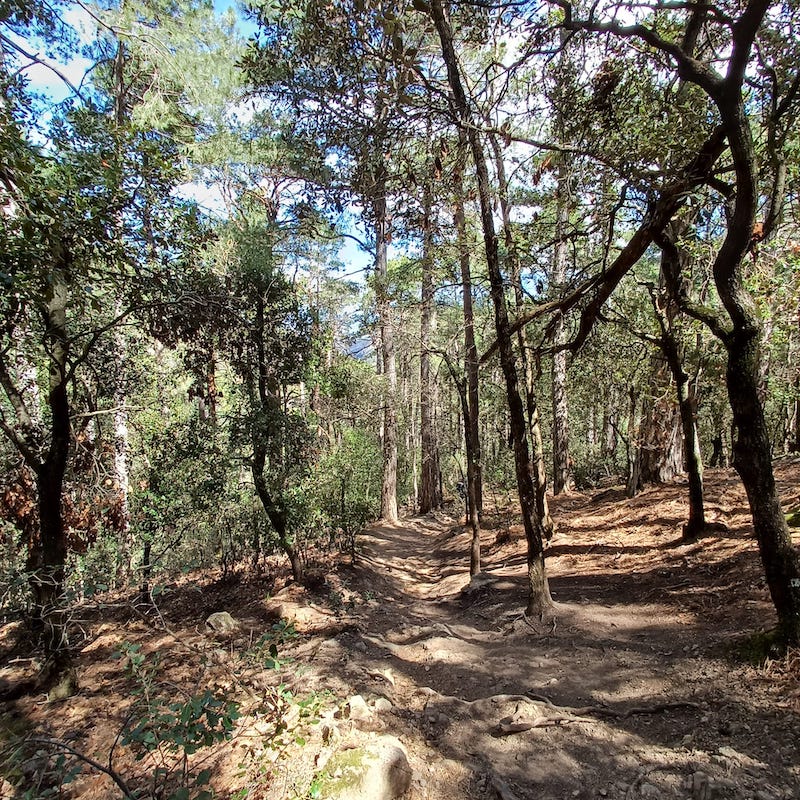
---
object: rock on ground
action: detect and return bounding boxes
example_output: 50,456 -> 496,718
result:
319,735 -> 412,800
205,611 -> 239,633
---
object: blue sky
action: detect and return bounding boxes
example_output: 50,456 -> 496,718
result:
12,0 -> 375,277
15,1 -> 258,104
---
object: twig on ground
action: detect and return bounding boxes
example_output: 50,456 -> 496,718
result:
492,709 -> 595,735
21,738 -> 136,799
625,766 -> 662,800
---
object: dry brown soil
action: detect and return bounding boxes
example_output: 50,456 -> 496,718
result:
2,461 -> 800,800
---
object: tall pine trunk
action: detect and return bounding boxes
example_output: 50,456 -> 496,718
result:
551,158 -> 572,494
374,183 -> 399,523
454,132 -> 483,522
453,136 -> 482,572
419,167 -> 441,513
430,0 -> 551,614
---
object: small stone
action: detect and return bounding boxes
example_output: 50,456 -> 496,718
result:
205,611 -> 239,634
599,789 -> 608,797
717,746 -> 743,762
346,694 -> 372,722
639,783 -> 659,798
373,697 -> 393,713
353,640 -> 367,653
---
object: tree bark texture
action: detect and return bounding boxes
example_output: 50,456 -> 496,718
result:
636,381 -> 684,485
702,7 -> 800,641
26,254 -> 71,672
550,44 -> 574,494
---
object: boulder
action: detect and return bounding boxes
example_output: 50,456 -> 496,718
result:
319,735 -> 412,800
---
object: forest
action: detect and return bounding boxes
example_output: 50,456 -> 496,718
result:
1,0 -> 799,798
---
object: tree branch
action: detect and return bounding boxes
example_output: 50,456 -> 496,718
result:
551,0 -> 723,97
481,124 -> 728,361
21,738 -> 136,799
0,33 -> 86,102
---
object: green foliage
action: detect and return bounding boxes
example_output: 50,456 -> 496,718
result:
116,641 -> 239,798
245,619 -> 299,669
7,751 -> 82,800
122,690 -> 240,757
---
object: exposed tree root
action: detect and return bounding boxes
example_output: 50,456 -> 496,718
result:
526,692 -> 702,720
491,694 -> 702,736
492,711 -> 594,736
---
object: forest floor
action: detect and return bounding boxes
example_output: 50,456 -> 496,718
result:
2,460 -> 800,800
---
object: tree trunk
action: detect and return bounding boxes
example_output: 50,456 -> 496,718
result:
655,319 -> 706,540
430,0 -> 551,614
374,187 -> 399,523
419,169 -> 441,513
251,290 -> 304,582
550,34 -> 574,495
252,441 -> 302,582
625,388 -> 641,498
112,300 -> 132,583
448,368 -> 482,576
711,86 -> 800,642
489,132 -> 554,541
27,256 -> 71,677
453,132 -> 483,520
709,432 -> 728,467
140,537 -> 152,597
655,226 -> 707,539
637,382 -> 684,485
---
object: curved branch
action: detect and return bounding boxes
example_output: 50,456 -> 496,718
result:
481,124 -> 728,361
0,33 -> 86,102
550,0 -> 723,97
21,738 -> 136,799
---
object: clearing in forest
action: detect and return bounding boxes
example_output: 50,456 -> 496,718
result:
2,463 -> 799,800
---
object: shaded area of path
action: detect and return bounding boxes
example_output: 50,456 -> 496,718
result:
302,510 -> 800,800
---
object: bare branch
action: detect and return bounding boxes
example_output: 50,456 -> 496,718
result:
21,738 -> 136,799
0,33 -> 86,102
482,124 -> 728,360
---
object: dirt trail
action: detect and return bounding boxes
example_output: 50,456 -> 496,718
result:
297,502 -> 800,800
2,466 -> 799,800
